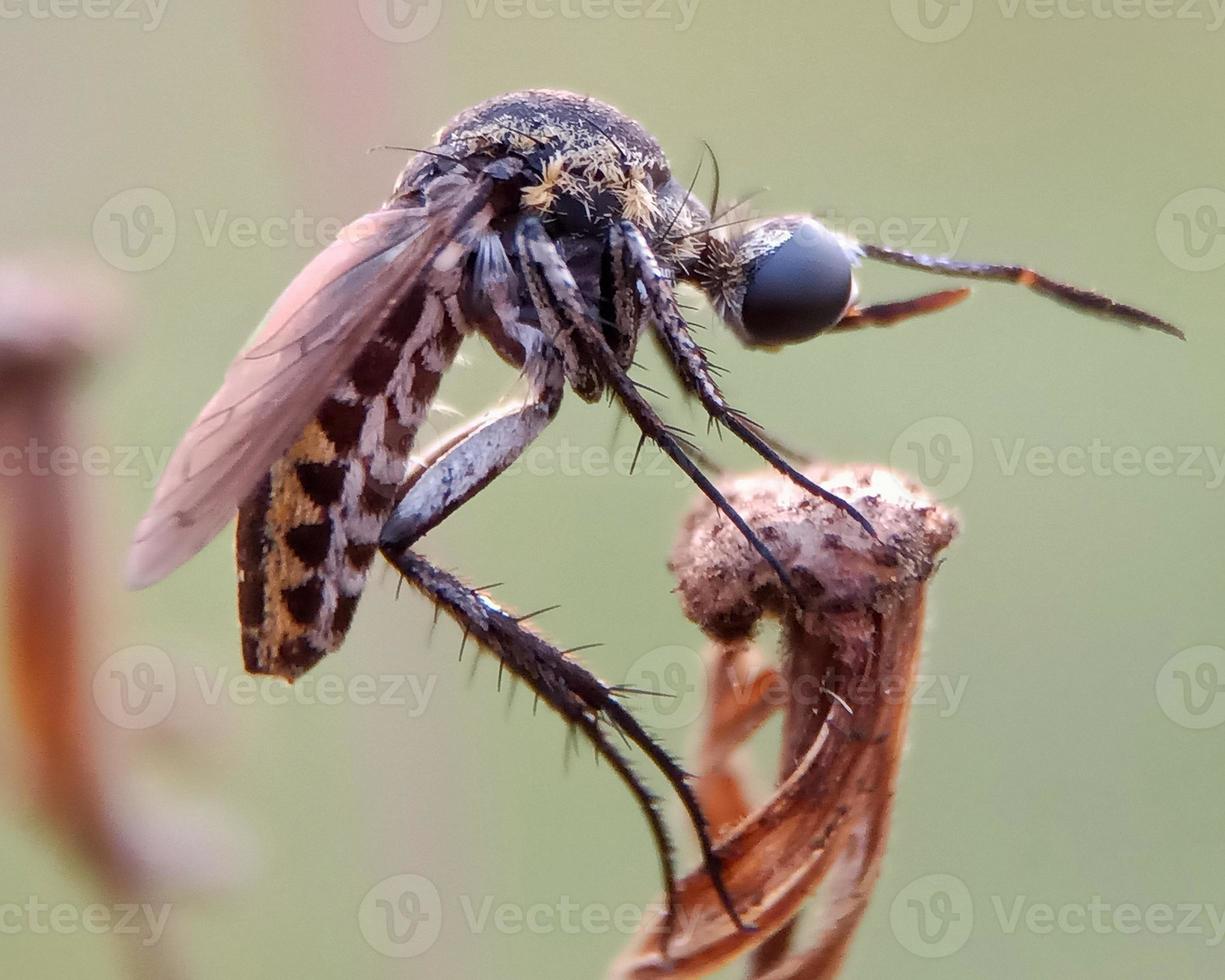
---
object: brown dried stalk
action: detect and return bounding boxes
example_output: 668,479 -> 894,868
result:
0,262 -> 185,978
612,465 -> 958,979
0,262 -> 126,883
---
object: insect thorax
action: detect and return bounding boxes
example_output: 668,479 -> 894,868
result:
392,89 -> 710,265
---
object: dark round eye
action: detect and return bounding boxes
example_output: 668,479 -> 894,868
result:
740,220 -> 854,347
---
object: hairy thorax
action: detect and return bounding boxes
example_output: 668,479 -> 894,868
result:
393,89 -> 710,267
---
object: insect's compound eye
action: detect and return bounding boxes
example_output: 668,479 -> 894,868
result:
738,219 -> 856,347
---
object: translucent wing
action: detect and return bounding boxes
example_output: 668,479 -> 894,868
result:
127,178 -> 491,588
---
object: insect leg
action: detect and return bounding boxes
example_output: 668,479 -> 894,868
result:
379,328 -> 746,942
382,550 -> 691,943
516,217 -> 761,932
517,217 -> 807,594
858,242 -> 1184,339
612,220 -> 877,540
383,327 -> 564,546
644,336 -> 814,469
828,288 -> 971,332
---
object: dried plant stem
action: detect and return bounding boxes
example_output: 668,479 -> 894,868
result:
612,465 -> 957,979
0,264 -> 180,979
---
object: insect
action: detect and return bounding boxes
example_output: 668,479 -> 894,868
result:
127,88 -> 1181,943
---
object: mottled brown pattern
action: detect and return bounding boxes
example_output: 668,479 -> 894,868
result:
282,580 -> 324,625
236,474 -> 272,673
275,637 -> 322,675
350,341 -> 402,397
238,288 -> 464,679
332,595 -> 359,636
359,480 -> 396,515
315,397 -> 365,453
294,461 -> 346,508
346,543 -> 377,569
284,522 -> 332,567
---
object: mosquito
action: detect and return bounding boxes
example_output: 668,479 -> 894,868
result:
127,88 -> 1181,943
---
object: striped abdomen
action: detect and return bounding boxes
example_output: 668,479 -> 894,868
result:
236,289 -> 463,679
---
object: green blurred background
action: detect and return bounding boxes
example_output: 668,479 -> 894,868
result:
2,2 -> 1222,977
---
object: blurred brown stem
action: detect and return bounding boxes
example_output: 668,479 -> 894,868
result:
1,264 -> 178,979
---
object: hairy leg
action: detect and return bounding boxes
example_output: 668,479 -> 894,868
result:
613,220 -> 878,540
380,319 -> 747,942
512,216 -> 757,930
